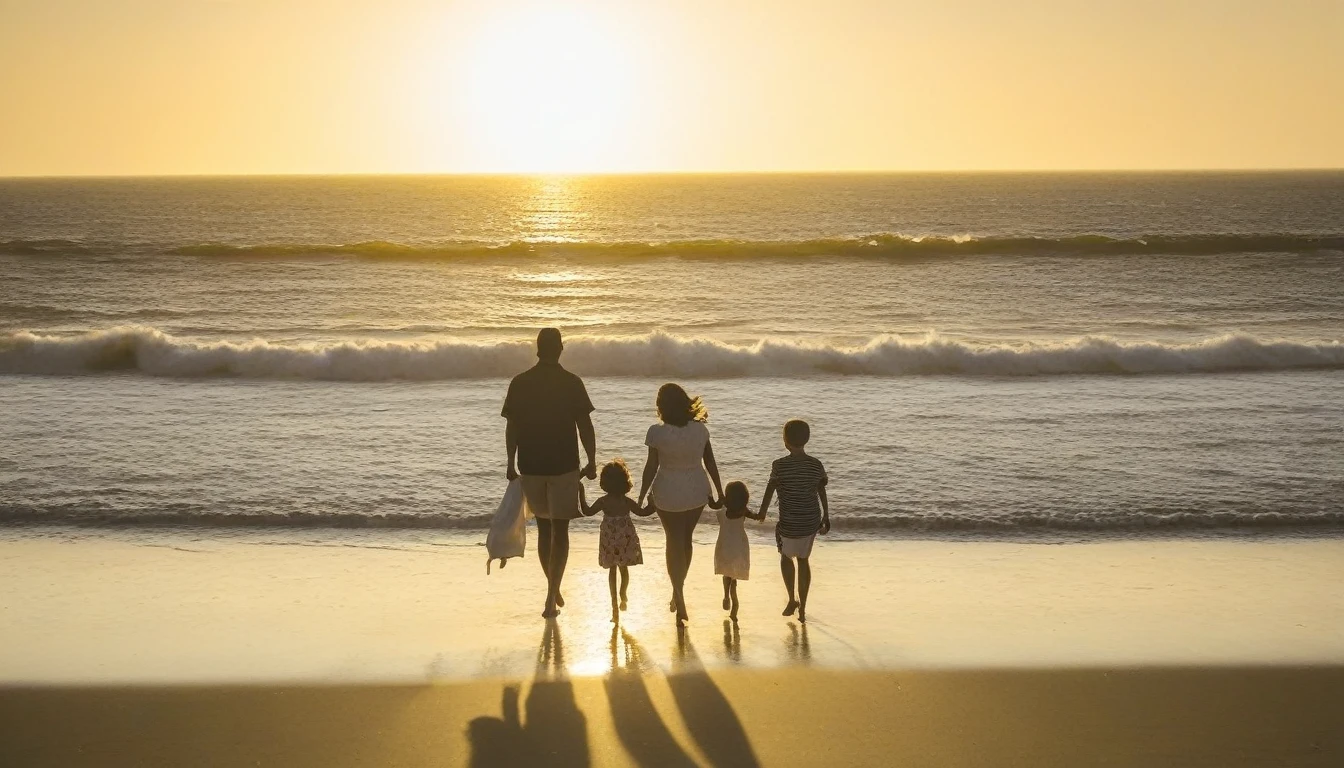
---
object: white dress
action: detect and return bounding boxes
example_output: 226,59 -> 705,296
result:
714,510 -> 750,580
645,421 -> 712,513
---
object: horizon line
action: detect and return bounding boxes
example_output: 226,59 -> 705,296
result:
3,167 -> 1343,181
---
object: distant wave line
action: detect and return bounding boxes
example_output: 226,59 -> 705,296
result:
3,326 -> 1343,380
2,233 -> 1343,260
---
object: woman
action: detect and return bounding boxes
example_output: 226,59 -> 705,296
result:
637,383 -> 724,625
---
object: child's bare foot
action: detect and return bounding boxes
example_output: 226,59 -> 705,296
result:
783,600 -> 799,616
730,604 -> 739,621
542,602 -> 559,619
722,597 -> 731,611
556,593 -> 565,608
611,609 -> 619,624
669,597 -> 677,613
798,605 -> 807,623
619,597 -> 628,611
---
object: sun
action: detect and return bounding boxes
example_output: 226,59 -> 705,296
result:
458,4 -> 638,173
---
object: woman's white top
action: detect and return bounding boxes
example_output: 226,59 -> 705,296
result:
646,421 -> 712,513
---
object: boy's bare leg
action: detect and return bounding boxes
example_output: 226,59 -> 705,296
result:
780,554 -> 799,615
797,557 -> 811,623
722,576 -> 732,610
619,566 -> 629,610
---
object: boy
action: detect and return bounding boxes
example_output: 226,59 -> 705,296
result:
758,419 -> 829,623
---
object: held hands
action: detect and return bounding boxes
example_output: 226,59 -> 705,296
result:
581,460 -> 598,481
706,493 -> 725,510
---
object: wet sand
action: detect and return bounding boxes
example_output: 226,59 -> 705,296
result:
1,530 -> 1342,765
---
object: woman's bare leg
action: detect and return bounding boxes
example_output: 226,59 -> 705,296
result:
729,579 -> 739,621
659,509 -> 682,613
722,576 -> 732,610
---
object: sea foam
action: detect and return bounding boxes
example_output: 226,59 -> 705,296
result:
3,326 -> 1342,380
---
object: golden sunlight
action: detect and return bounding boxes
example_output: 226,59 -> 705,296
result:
457,4 -> 638,173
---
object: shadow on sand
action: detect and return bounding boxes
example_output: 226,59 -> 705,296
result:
467,621 -> 590,768
666,629 -> 761,768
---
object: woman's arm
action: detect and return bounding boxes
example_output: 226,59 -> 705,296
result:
702,438 -> 724,502
628,497 -> 653,517
637,446 -> 659,508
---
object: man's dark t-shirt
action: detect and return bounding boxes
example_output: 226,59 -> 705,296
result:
502,362 -> 595,476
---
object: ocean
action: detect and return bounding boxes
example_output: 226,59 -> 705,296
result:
2,172 -> 1342,536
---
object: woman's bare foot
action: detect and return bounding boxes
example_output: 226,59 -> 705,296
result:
798,605 -> 807,623
619,597 -> 628,611
722,597 -> 731,610
669,597 -> 677,613
611,609 -> 619,624
783,600 -> 799,616
730,604 -> 739,621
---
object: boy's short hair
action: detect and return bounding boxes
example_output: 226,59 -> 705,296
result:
599,459 -> 633,495
724,481 -> 749,509
783,419 -> 810,446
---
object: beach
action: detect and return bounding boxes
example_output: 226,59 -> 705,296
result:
3,530 -> 1341,766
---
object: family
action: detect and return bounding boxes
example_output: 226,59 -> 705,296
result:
502,328 -> 831,626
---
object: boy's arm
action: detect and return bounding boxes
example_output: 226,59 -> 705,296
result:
818,467 -> 830,534
758,478 -> 777,521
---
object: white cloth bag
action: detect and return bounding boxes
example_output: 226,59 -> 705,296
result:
486,479 -> 531,574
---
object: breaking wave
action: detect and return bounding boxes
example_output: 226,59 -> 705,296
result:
3,233 -> 1343,260
3,326 -> 1343,380
0,505 -> 1339,533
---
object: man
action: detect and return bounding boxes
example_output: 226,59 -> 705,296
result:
503,328 -> 597,618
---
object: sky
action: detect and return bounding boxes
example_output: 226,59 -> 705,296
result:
1,0 -> 1341,175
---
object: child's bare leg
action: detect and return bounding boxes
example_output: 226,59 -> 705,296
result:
619,566 -> 630,610
798,557 -> 811,623
722,576 -> 732,610
729,579 -> 739,621
608,567 -> 619,622
780,555 -> 799,615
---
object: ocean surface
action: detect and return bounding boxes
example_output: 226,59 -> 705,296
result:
2,172 -> 1342,536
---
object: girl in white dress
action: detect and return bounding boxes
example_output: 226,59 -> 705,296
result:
712,481 -> 765,621
636,383 -> 725,626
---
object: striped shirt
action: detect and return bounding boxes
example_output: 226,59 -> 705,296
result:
771,453 -> 827,538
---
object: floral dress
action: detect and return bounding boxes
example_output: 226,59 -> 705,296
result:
599,513 -> 644,568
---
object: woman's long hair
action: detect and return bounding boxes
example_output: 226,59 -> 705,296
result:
656,383 -> 708,427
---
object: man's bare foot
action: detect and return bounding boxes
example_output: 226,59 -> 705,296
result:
542,604 -> 559,619
722,597 -> 731,610
556,593 -> 565,608
783,600 -> 799,616
619,597 -> 628,611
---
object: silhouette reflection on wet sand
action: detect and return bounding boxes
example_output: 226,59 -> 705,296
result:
786,622 -> 811,664
468,621 -> 590,768
667,629 -> 761,768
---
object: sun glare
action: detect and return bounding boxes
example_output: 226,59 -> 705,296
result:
458,5 -> 637,173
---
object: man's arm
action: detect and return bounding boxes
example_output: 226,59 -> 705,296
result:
576,412 -> 597,480
505,417 -> 519,481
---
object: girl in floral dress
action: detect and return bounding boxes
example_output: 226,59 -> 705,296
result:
580,460 -> 653,622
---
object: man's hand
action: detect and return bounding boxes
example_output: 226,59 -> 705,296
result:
507,465 -> 519,482
820,516 -> 831,535
581,460 -> 597,480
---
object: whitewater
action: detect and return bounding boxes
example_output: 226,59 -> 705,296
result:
2,172 -> 1342,536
